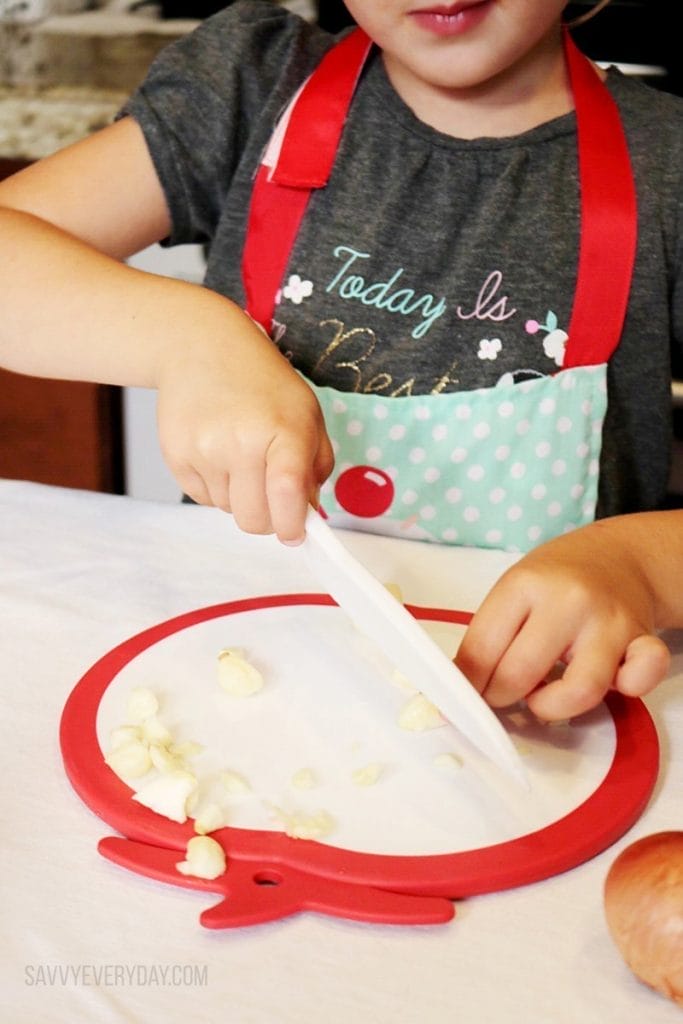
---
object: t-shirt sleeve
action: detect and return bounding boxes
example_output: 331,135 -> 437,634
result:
120,0 -> 329,246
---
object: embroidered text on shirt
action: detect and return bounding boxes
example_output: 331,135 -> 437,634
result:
325,245 -> 447,340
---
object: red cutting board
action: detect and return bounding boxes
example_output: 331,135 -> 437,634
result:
60,594 -> 659,928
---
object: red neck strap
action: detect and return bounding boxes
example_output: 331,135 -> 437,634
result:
562,29 -> 637,366
241,29 -> 372,332
242,28 -> 637,368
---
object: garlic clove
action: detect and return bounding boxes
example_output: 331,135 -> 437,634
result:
109,725 -> 143,750
126,687 -> 160,723
170,740 -> 204,760
291,768 -> 318,790
132,770 -> 197,823
398,692 -> 446,731
220,770 -> 252,796
391,668 -> 418,695
351,763 -> 384,787
217,649 -> 264,696
383,582 -> 404,602
148,741 -> 185,775
105,740 -> 152,780
176,836 -> 226,880
433,751 -> 464,771
270,805 -> 335,841
140,716 -> 173,746
193,802 -> 226,836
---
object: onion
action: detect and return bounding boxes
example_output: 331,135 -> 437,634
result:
603,831 -> 683,1006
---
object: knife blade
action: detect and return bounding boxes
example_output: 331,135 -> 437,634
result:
301,508 -> 527,787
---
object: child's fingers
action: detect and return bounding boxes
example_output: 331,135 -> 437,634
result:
614,633 -> 670,697
227,461 -> 271,535
174,465 -> 212,507
313,432 -> 336,487
475,612 -> 574,709
202,470 -> 232,514
525,631 -> 627,721
454,581 -> 529,695
265,434 -> 318,544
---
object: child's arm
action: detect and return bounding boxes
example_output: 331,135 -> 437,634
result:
0,118 -> 333,542
455,510 -> 683,720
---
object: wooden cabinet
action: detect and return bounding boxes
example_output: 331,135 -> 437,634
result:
0,369 -> 123,493
0,159 -> 124,494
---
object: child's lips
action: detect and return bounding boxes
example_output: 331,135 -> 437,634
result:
408,0 -> 493,37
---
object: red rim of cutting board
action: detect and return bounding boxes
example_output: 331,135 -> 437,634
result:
60,594 -> 659,898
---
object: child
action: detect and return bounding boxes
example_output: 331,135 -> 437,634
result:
1,0 -> 682,722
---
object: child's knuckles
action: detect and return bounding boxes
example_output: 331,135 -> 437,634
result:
169,463 -> 207,498
192,427 -> 239,464
208,489 -> 232,515
485,664 -> 535,708
455,640 -> 495,691
497,647 -> 552,698
267,465 -> 308,503
538,672 -> 608,719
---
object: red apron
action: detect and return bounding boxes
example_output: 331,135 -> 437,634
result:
240,28 -> 638,551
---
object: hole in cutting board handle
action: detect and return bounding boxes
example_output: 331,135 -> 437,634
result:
253,870 -> 284,887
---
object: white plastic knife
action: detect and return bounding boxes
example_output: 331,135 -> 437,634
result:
301,508 -> 527,787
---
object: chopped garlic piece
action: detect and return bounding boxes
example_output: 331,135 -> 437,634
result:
220,770 -> 252,796
217,649 -> 264,697
105,740 -> 152,780
170,740 -> 204,759
126,687 -> 159,723
434,752 -> 464,771
391,669 -> 418,695
148,741 -> 184,775
176,836 -> 226,880
398,692 -> 446,731
193,802 -> 226,836
271,806 -> 335,841
351,763 -> 384,787
291,768 -> 318,790
185,787 -> 201,816
141,716 -> 173,746
383,582 -> 404,603
109,725 -> 143,750
132,770 -> 197,823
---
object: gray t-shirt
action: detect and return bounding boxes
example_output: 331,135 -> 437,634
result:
123,0 -> 683,519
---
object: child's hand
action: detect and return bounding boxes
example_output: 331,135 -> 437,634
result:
455,516 -> 674,721
155,308 -> 334,544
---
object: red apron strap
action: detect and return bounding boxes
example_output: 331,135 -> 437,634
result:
563,29 -> 637,367
243,27 -> 637,362
242,28 -> 372,331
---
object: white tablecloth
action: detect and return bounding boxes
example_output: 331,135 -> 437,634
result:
0,480 -> 680,1024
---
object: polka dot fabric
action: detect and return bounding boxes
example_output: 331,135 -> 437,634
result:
314,364 -> 608,552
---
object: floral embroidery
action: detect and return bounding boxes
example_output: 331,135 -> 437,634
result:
525,311 -> 568,367
283,273 -> 314,305
478,337 -> 502,360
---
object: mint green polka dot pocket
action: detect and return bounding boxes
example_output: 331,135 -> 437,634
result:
312,364 -> 608,552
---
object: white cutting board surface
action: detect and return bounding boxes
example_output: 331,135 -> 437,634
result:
96,600 -> 615,857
